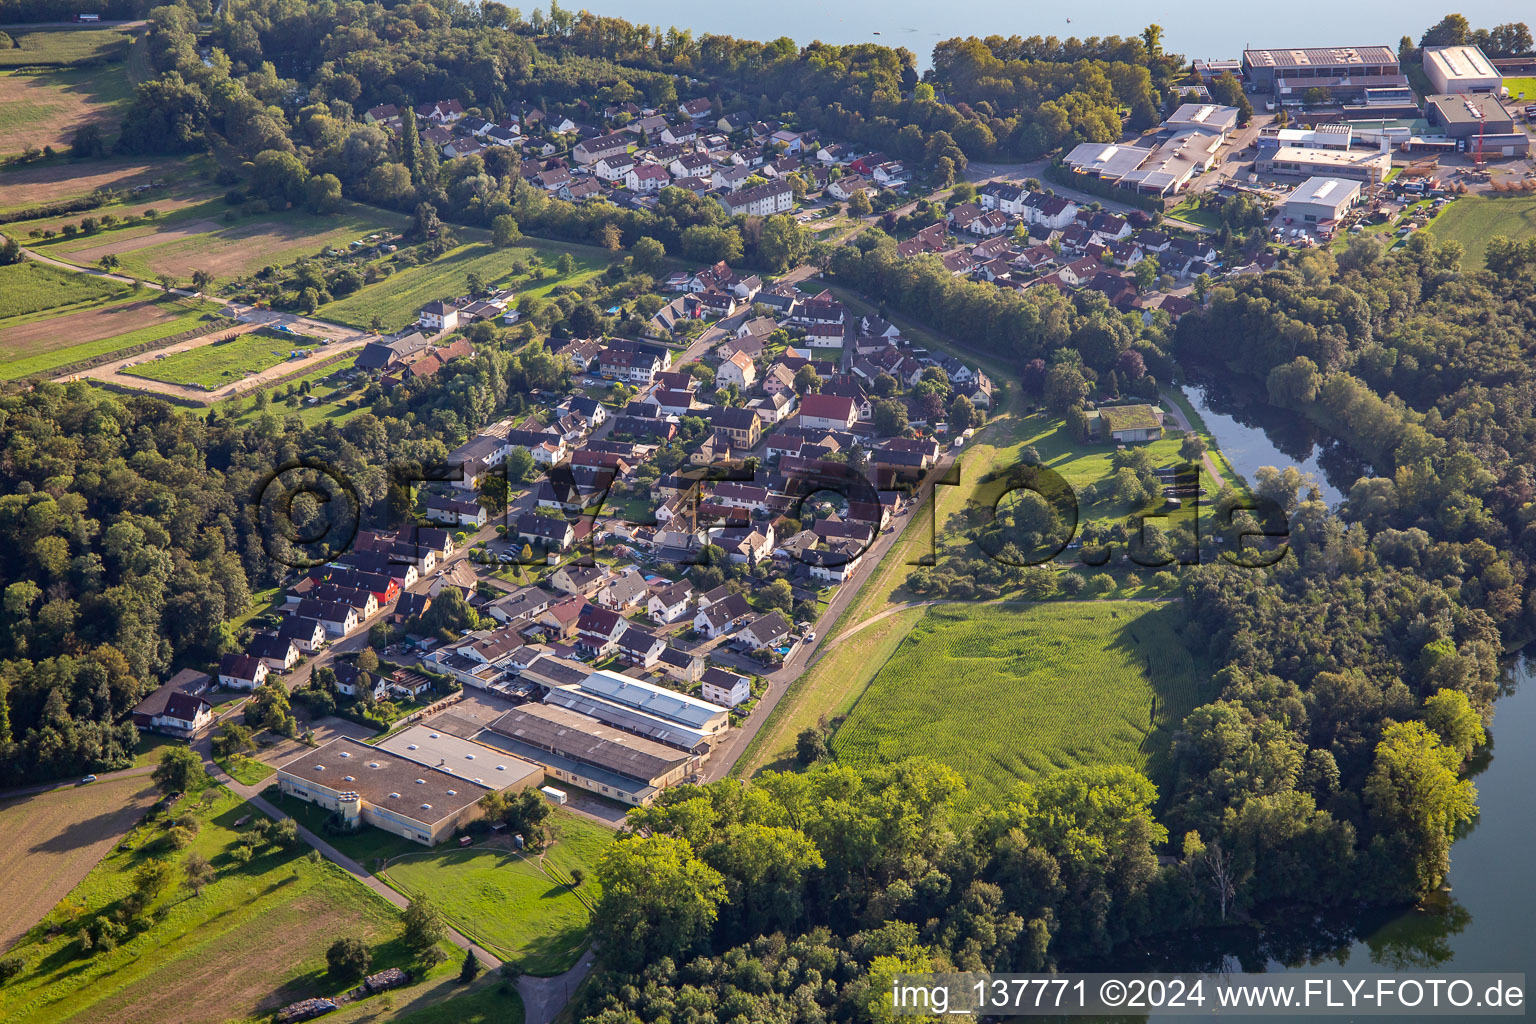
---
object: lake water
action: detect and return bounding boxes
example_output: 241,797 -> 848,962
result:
565,0 -> 1522,70
1180,381 -> 1536,983
1183,381 -> 1353,507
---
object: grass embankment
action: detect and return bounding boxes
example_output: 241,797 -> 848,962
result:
0,784 -> 448,1024
379,810 -> 613,976
317,239 -> 611,332
830,601 -> 1207,809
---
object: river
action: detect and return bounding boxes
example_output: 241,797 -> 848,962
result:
562,1 -> 1518,70
1176,382 -> 1536,983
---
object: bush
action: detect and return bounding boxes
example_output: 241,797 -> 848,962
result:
326,936 -> 373,983
0,954 -> 27,983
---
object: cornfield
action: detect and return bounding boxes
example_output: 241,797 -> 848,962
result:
831,600 -> 1206,809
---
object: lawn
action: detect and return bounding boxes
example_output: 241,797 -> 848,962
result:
0,260 -> 125,319
0,297 -> 215,380
830,601 -> 1208,809
389,979 -> 526,1024
122,329 -> 319,388
1166,196 -> 1223,231
735,605 -> 927,778
379,810 -> 613,975
215,753 -> 275,786
1503,77 -> 1536,104
229,354 -> 368,427
1428,193 -> 1536,269
268,789 -> 428,869
0,784 -> 447,1024
317,239 -> 612,331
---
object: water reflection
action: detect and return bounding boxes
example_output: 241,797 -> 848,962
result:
1115,659 -> 1533,980
1180,378 -> 1365,507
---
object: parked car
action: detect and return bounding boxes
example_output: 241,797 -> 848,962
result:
79,775 -> 97,785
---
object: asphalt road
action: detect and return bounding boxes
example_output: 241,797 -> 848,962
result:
701,449 -> 955,780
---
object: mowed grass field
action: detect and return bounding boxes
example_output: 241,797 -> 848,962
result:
0,64 -> 134,155
0,28 -> 135,154
736,606 -> 928,777
122,329 -> 317,388
0,261 -> 125,319
1503,77 -> 1536,103
1429,194 -> 1536,269
37,202 -> 409,286
0,785 -> 442,1024
379,810 -> 613,975
830,601 -> 1208,808
318,239 -> 612,331
0,27 -> 134,68
0,295 -> 217,380
0,775 -> 161,953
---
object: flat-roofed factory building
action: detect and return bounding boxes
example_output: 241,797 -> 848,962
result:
484,702 -> 696,806
275,734 -> 541,845
1423,45 -> 1501,95
1282,176 -> 1362,226
1242,45 -> 1407,102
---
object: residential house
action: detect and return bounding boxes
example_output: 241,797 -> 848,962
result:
709,407 -> 762,449
594,154 -> 635,181
248,634 -> 300,672
130,670 -> 214,738
717,350 -> 757,390
292,598 -> 360,637
717,180 -> 794,217
827,175 -> 872,202
576,605 -> 628,656
647,580 -> 695,623
517,513 -> 576,551
218,653 -> 269,691
693,592 -> 752,638
552,563 -> 612,598
277,616 -> 327,653
616,626 -> 667,668
573,132 -> 630,165
598,570 -> 650,613
626,164 -> 671,192
700,667 -> 752,708
736,612 -> 792,650
798,393 -> 859,431
418,300 -> 460,333
424,493 -> 488,528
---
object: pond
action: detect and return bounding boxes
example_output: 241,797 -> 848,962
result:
1181,380 -> 1360,507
